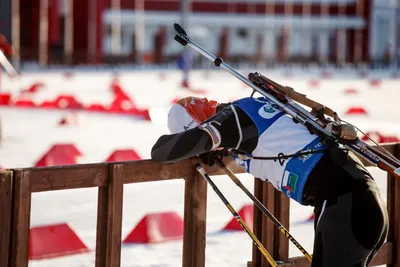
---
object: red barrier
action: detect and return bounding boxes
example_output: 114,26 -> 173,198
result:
35,144 -> 83,167
134,108 -> 151,121
345,107 -> 368,115
381,136 -> 400,143
108,97 -> 135,114
23,82 -> 44,93
34,153 -> 76,167
223,204 -> 253,231
55,95 -> 84,109
29,223 -> 90,260
0,93 -> 11,105
123,211 -> 184,244
48,144 -> 83,158
105,149 -> 141,162
14,99 -> 36,108
86,103 -> 107,112
361,131 -> 383,143
110,80 -> 125,95
40,100 -> 58,109
362,132 -> 400,143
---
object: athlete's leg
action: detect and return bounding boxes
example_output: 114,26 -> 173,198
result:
311,177 -> 388,267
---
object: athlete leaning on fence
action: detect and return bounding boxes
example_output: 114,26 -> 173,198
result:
151,96 -> 388,267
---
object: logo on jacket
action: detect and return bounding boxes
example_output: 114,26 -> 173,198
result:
183,120 -> 196,131
282,171 -> 298,193
258,101 -> 280,119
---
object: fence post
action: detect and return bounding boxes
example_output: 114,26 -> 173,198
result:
95,164 -> 124,267
274,190 -> 290,262
182,171 -> 207,267
10,170 -> 31,267
251,180 -> 277,267
393,144 -> 400,267
262,182 -> 276,267
0,170 -> 13,267
251,180 -> 290,267
251,178 -> 264,267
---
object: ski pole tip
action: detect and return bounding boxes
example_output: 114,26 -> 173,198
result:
174,23 -> 187,36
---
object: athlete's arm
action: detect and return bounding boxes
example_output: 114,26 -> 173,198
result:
151,104 -> 258,163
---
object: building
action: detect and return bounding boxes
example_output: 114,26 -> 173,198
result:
1,0 -> 400,66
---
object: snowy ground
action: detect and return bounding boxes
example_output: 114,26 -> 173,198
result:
0,68 -> 398,266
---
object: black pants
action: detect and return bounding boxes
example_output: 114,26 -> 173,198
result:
310,152 -> 388,267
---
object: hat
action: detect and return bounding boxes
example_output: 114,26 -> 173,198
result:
167,103 -> 199,134
167,97 -> 219,134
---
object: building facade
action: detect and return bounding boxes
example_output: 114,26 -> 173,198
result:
7,0 -> 400,65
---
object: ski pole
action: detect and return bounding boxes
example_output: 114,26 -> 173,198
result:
0,50 -> 18,77
213,158 -> 312,263
191,158 -> 279,267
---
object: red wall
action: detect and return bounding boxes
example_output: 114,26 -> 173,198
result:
19,0 -> 371,64
72,0 -> 104,63
20,0 -> 104,63
104,0 -> 359,16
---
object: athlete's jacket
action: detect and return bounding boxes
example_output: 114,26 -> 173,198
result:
230,97 -> 326,204
151,96 -> 327,204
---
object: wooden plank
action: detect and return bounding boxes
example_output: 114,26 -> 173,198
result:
95,164 -> 124,267
251,179 -> 264,267
29,158 -> 231,192
262,183 -> 276,267
0,171 -> 13,267
10,170 -> 31,267
26,156 -> 246,192
29,163 -> 109,192
123,160 -> 199,184
182,171 -> 208,267
17,143 -> 391,192
277,241 -> 393,267
274,191 -> 289,262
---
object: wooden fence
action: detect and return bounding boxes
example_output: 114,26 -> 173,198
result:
0,144 -> 399,267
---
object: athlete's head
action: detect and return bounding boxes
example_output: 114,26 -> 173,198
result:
167,96 -> 219,134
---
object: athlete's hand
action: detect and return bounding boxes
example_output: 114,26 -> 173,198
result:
198,148 -> 229,167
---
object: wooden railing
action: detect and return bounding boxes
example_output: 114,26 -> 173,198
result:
0,144 -> 399,267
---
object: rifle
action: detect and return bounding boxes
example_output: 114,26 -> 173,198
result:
173,23 -> 400,179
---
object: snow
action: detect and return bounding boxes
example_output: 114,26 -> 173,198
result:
0,68 -> 397,266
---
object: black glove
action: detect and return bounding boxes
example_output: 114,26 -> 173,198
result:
198,149 -> 229,167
